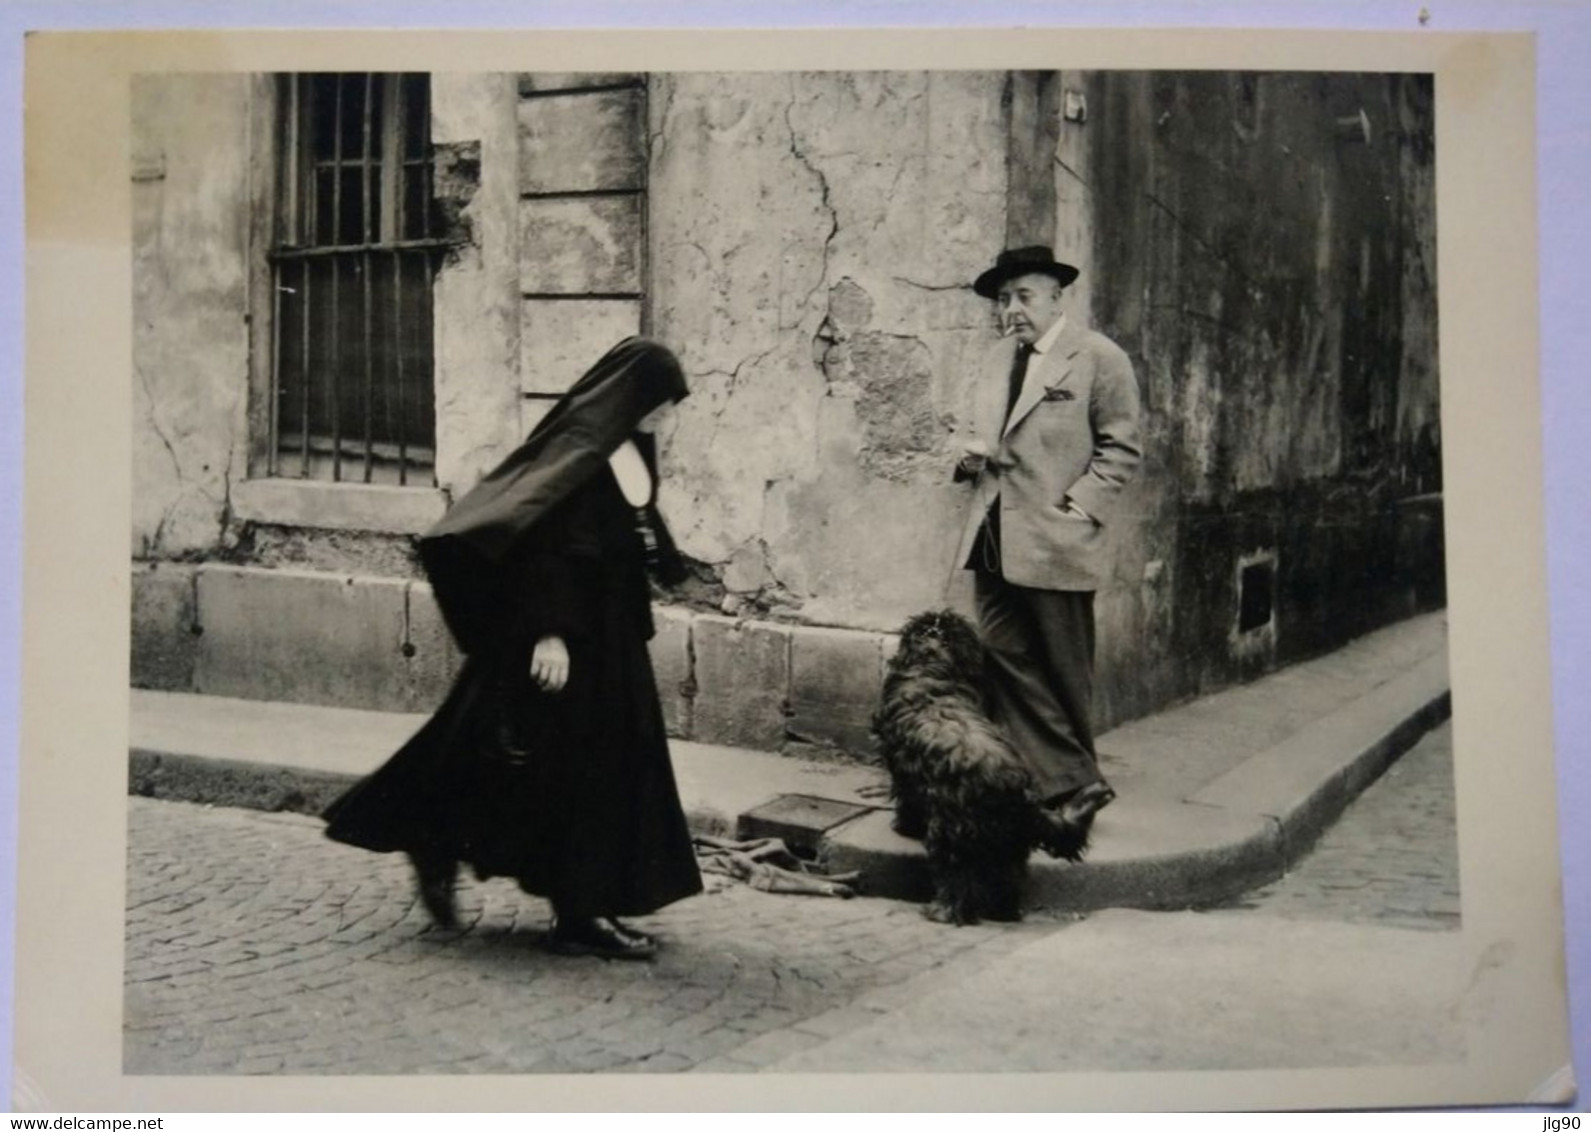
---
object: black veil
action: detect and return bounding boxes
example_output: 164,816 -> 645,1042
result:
419,336 -> 689,654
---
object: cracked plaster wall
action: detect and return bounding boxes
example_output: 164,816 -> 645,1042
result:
649,71 -> 1009,630
1087,71 -> 1441,723
132,75 -> 519,568
131,75 -> 254,560
431,74 -> 525,495
129,70 -> 1440,740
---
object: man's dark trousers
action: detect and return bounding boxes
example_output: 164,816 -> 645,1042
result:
973,568 -> 1103,804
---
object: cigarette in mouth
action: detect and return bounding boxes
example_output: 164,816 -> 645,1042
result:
1002,325 -> 1018,337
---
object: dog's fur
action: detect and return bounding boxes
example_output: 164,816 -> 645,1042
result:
873,609 -> 1087,925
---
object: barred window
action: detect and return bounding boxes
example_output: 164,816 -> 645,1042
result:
269,73 -> 446,485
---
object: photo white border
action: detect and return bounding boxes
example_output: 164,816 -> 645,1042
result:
8,11 -> 1585,1113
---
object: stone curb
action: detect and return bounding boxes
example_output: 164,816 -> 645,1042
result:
126,649 -> 1449,913
128,746 -> 767,853
130,749 -> 356,818
820,654 -> 1452,911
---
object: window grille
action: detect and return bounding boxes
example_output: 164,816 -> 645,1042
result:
269,73 -> 446,485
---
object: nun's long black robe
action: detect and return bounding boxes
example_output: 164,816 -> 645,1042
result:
323,338 -> 703,919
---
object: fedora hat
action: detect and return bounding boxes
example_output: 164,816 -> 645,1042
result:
973,245 -> 1080,299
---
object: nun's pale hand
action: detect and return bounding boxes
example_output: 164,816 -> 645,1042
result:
530,635 -> 570,693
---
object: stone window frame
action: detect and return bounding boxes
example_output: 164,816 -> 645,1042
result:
239,72 -> 452,536
236,72 -> 655,536
268,73 -> 446,487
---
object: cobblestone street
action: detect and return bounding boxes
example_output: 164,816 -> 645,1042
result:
124,721 -> 1459,1075
124,799 -> 1047,1075
1233,720 -> 1459,930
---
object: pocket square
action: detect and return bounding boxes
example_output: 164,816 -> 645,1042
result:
1042,386 -> 1076,402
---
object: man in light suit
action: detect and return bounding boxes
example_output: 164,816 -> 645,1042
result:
953,246 -> 1143,848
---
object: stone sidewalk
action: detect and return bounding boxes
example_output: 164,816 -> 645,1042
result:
769,722 -> 1467,1075
129,611 -> 1450,913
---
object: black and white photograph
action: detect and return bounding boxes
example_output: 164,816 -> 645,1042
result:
14,25 -> 1574,1112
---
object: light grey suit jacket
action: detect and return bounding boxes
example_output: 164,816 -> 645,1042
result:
953,320 -> 1143,591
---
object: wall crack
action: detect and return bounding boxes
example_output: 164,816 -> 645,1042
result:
1054,154 -> 1094,194
891,276 -> 971,294
784,83 -> 839,323
214,441 -> 238,549
695,346 -> 778,452
648,77 -> 677,163
136,363 -> 184,485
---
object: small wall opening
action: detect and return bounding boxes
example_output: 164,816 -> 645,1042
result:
1238,557 -> 1275,633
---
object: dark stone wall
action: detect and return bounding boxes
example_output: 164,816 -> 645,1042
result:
1085,71 -> 1441,715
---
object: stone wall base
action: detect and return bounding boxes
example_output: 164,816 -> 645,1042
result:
130,562 -> 892,761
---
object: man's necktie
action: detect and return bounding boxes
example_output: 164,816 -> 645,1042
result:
976,343 -> 1033,575
1004,343 -> 1033,427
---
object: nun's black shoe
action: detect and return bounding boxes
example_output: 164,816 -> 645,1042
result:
408,851 -> 459,929
545,916 -> 658,961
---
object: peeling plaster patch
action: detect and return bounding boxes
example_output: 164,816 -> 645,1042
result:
241,526 -> 424,579
648,72 -> 1009,629
811,280 -> 941,482
824,278 -> 874,338
653,556 -> 727,616
812,278 -> 876,374
848,332 -> 942,481
718,520 -> 812,618
428,76 -> 526,499
432,139 -> 482,252
723,540 -> 771,594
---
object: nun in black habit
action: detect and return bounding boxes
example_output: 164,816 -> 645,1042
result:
323,337 -> 703,961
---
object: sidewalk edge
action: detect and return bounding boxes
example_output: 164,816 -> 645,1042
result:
127,658 -> 1451,912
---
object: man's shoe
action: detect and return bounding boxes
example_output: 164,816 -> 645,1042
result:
890,805 -> 927,840
1035,781 -> 1116,862
1060,781 -> 1116,825
1036,807 -> 1092,862
545,916 -> 658,961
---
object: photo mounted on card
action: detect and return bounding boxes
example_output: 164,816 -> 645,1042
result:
15,25 -> 1572,1112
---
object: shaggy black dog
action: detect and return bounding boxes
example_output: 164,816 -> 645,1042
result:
873,609 -> 1089,924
